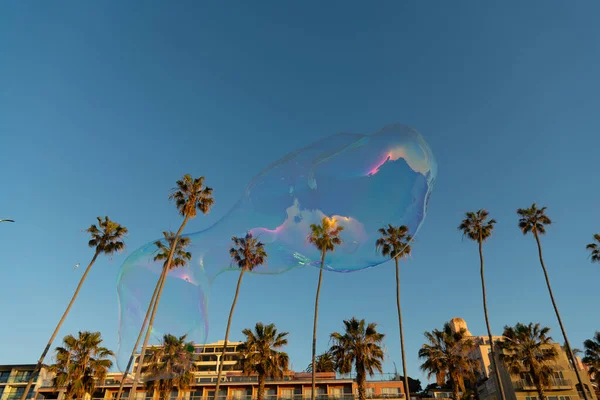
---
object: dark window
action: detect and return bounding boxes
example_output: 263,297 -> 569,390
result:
0,371 -> 10,383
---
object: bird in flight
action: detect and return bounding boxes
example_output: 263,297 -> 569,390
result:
0,219 -> 15,223
74,263 -> 80,269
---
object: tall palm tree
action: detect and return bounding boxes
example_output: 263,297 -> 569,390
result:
457,210 -> 505,400
21,217 -> 127,400
583,332 -> 600,387
498,323 -> 558,400
329,317 -> 385,400
419,322 -> 479,400
214,233 -> 267,397
375,224 -> 413,400
129,175 -> 213,400
307,216 -> 343,400
517,203 -> 588,400
142,334 -> 196,400
306,352 -> 336,373
237,323 -> 289,400
586,234 -> 600,263
116,232 -> 192,400
47,331 -> 114,400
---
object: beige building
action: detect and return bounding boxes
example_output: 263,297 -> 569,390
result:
0,364 -> 49,400
448,318 -> 597,400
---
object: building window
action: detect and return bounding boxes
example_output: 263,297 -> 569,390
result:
526,396 -> 538,400
548,397 -> 558,400
14,371 -> 32,383
365,388 -> 374,398
0,371 -> 10,383
330,388 -> 343,399
382,388 -> 400,397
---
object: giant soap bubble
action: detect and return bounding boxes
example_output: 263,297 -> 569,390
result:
116,123 -> 436,372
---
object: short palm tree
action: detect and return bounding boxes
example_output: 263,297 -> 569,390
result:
375,224 -> 413,400
237,323 -> 289,400
517,203 -> 588,399
306,352 -> 335,373
329,318 -> 385,400
458,210 -> 505,400
22,217 -> 127,400
307,216 -> 344,400
47,331 -> 114,400
214,233 -> 267,396
142,334 -> 196,400
498,323 -> 558,400
129,175 -> 213,400
419,322 -> 479,400
586,234 -> 600,263
583,332 -> 600,386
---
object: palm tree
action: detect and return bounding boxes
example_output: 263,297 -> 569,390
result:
129,175 -> 213,400
47,331 -> 114,400
116,232 -> 192,400
498,323 -> 558,400
375,224 -> 413,400
307,216 -> 343,400
306,352 -> 335,373
142,334 -> 196,400
457,210 -> 505,400
237,323 -> 289,400
517,203 -> 588,400
586,234 -> 600,263
329,317 -> 385,400
419,322 -> 479,400
21,217 -> 127,400
214,233 -> 267,396
583,332 -> 600,386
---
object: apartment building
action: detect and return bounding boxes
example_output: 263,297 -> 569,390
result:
0,364 -> 45,400
447,318 -> 597,400
18,340 -> 404,400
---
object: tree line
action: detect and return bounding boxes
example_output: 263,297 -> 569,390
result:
14,174 -> 600,400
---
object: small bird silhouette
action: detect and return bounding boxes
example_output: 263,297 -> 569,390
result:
74,263 -> 80,269
0,219 -> 15,223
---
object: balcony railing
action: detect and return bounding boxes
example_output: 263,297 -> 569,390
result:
514,378 -> 573,390
9,375 -> 34,383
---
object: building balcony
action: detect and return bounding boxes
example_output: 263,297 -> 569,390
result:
513,378 -> 573,390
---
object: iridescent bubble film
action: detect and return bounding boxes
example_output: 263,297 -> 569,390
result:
116,123 -> 436,372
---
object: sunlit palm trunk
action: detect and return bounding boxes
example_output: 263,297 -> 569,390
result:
257,375 -> 266,400
116,270 -> 166,400
311,251 -> 326,400
215,268 -> 246,398
394,258 -> 410,400
21,250 -> 100,400
531,368 -> 546,400
478,238 -> 506,400
533,232 -> 588,400
130,217 -> 190,400
356,368 -> 366,400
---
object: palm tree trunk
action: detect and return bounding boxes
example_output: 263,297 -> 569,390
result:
451,379 -> 460,400
394,258 -> 411,400
130,217 -> 190,400
257,375 -> 265,400
356,368 -> 366,400
215,268 -> 246,398
116,267 -> 167,400
533,232 -> 588,400
531,369 -> 546,400
311,251 -> 326,400
478,238 -> 506,400
20,250 -> 101,400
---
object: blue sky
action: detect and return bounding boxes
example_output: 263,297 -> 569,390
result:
1,1 -> 600,385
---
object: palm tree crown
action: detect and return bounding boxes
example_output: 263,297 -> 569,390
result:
230,232 -> 268,271
169,174 -> 214,218
237,323 -> 289,400
498,323 -> 558,400
586,234 -> 600,263
418,322 -> 479,400
458,210 -> 496,242
154,232 -> 192,269
142,334 -> 196,400
375,224 -> 412,260
583,332 -> 600,386
517,203 -> 552,236
306,352 -> 335,373
47,331 -> 114,400
86,216 -> 128,255
329,318 -> 385,400
308,216 -> 344,255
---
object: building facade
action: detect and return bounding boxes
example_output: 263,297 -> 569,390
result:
0,364 -> 48,400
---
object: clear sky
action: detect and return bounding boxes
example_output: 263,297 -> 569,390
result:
1,1 -> 600,385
